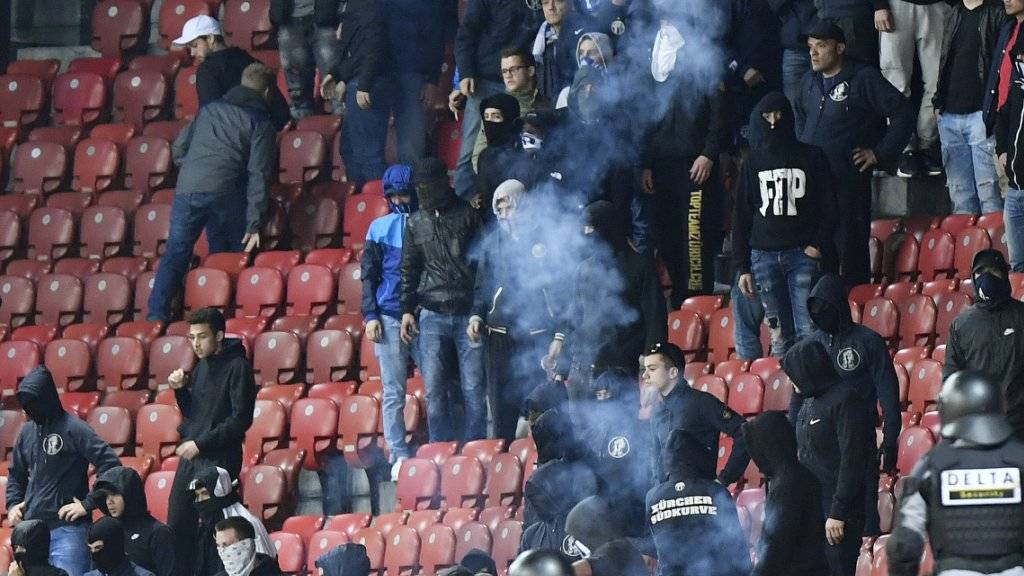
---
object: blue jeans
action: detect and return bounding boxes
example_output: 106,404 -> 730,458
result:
391,72 -> 428,164
453,79 -> 504,199
750,248 -> 819,356
50,524 -> 90,576
731,271 -> 765,360
376,315 -> 412,461
147,191 -> 247,322
781,49 -> 811,106
417,309 -> 486,442
1007,188 -> 1024,272
938,111 -> 1002,215
336,77 -> 392,186
277,20 -> 339,119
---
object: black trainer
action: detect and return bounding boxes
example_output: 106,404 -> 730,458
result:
896,151 -> 921,178
921,150 -> 944,176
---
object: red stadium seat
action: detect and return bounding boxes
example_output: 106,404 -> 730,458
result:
305,248 -> 354,276
920,278 -> 958,302
128,53 -> 186,80
871,219 -> 902,243
7,59 -> 60,87
290,196 -> 341,252
132,271 -> 158,320
261,447 -> 305,495
419,524 -> 456,575
91,0 -> 145,57
87,406 -> 133,454
281,516 -> 325,545
680,295 -> 725,323
201,252 -> 251,279
83,273 -> 132,326
0,74 -> 45,134
101,389 -> 152,417
142,119 -> 187,142
694,375 -> 728,404
762,370 -> 793,412
893,346 -> 930,378
434,119 -> 462,172
908,358 -> 943,413
34,273 -> 83,327
707,308 -> 736,363
133,203 -> 172,258
64,323 -> 111,352
148,336 -> 195,390
440,456 -> 485,509
934,292 -> 971,346
243,464 -> 291,528
940,214 -> 978,237
343,194 -> 390,250
477,506 -> 512,533
0,410 -> 27,460
0,193 -> 40,219
896,294 -> 936,349
727,373 -> 764,416
484,453 -> 523,508
253,331 -> 302,386
115,321 -> 162,352
0,276 -> 34,328
306,531 -> 350,574
492,520 -> 522,575
331,262 -> 362,313
882,281 -> 919,306
370,512 -> 406,537
296,115 -> 342,142
254,250 -> 302,277
953,226 -> 992,279
79,206 -> 128,260
136,404 -> 183,463
244,399 -> 287,469
352,528 -> 386,576
13,142 -> 69,196
7,259 -> 52,282
338,394 -> 382,468
45,192 -> 94,219
236,267 -> 284,319
270,532 -> 305,576
918,229 -> 955,281
278,130 -> 326,187
896,425 -> 935,475
183,267 -> 232,314
113,70 -> 169,129
286,264 -> 335,318
454,523 -> 492,559
223,0 -> 274,50
713,359 -> 748,385
10,324 -> 59,350
667,310 -> 705,360
861,297 -> 899,347
326,513 -> 372,537
305,330 -> 355,384
53,71 -> 108,128
26,208 -> 74,262
290,398 -> 339,469
0,211 -> 18,265
124,136 -> 172,193
158,0 -> 213,48
143,471 -> 175,522
383,526 -> 420,576
96,336 -> 146,390
416,442 -> 460,468
45,339 -> 94,392
58,391 -> 101,421
461,439 -> 505,469
28,126 -> 84,149
174,65 -> 199,120
96,189 -> 145,216
395,458 -> 440,511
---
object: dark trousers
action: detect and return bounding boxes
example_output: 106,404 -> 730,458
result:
277,19 -> 340,119
147,192 -> 247,322
168,457 -> 201,576
834,174 -> 872,286
336,77 -> 392,188
824,508 -> 865,576
651,157 -> 725,307
485,331 -> 546,443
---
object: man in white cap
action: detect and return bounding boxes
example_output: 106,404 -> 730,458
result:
174,15 -> 290,129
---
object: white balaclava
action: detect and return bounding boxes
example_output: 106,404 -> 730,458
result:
651,23 -> 684,82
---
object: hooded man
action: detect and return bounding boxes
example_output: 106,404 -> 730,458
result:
460,550 -> 498,576
944,249 -> 1024,438
733,91 -> 836,356
645,429 -> 751,576
474,93 -> 523,222
190,467 -> 275,576
521,409 -> 598,555
314,543 -> 370,576
10,520 -> 69,576
564,497 -> 648,576
400,157 -> 486,442
796,272 -> 902,534
6,366 -> 121,576
743,412 -> 829,576
782,339 -> 871,576
213,516 -> 281,576
469,179 -> 561,442
85,518 -> 155,576
362,164 -> 418,467
90,467 -> 175,576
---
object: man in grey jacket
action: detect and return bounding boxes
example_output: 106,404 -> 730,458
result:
147,62 -> 277,322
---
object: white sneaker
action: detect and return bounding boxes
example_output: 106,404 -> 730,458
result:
390,457 -> 407,482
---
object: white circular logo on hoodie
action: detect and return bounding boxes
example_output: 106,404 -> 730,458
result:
44,433 -> 64,455
837,347 -> 861,372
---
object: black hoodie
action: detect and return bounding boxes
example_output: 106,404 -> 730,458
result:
645,430 -> 751,576
11,519 -> 69,576
315,543 -> 370,576
91,467 -> 175,576
732,92 -> 836,274
744,412 -> 829,576
7,366 -> 120,529
782,339 -> 870,522
174,338 -> 256,478
476,93 -> 522,223
195,46 -> 290,130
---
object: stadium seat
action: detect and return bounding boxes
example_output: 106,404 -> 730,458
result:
920,278 -> 958,302
87,406 -> 133,454
26,208 -> 74,263
290,398 -> 339,469
222,0 -> 274,50
253,331 -> 303,386
10,324 -> 59,350
667,310 -> 705,360
342,194 -> 390,250
325,513 -> 372,537
434,119 -> 462,172
278,129 -> 326,188
91,0 -> 145,57
0,276 -> 34,328
953,226 -> 992,279
244,399 -> 287,470
142,119 -> 187,142
727,373 -> 764,416
7,59 -> 60,87
338,394 -> 382,468
919,411 -> 941,438
45,338 -> 94,392
235,267 -> 284,319
896,294 -> 936,349
306,530 -> 350,575
416,442 -> 459,468
183,267 -> 232,314
101,389 -> 152,417
352,528 -> 386,576
484,453 -> 523,508
96,336 -> 146,390
63,323 -> 110,352
147,335 -> 195,390
0,192 -> 40,219
243,464 -> 291,529
940,214 -> 978,237
52,71 -> 108,127
281,515 -> 325,545
491,520 -> 522,575
871,218 -> 902,243
113,70 -> 169,129
13,142 -> 69,196
269,532 -> 304,576
896,426 -> 935,475
158,0 -> 213,48
143,471 -> 175,522
136,404 -> 183,464
694,375 -> 728,404
881,281 -> 919,306
128,53 -> 185,79
383,526 -> 420,576
440,456 -> 485,509
7,259 -> 52,281
892,346 -> 930,378
454,523 -> 492,559
908,358 -> 943,414
707,308 -> 736,363
45,192 -> 94,218
918,229 -> 955,281
878,488 -> 895,534
133,204 -> 172,258
124,136 -> 172,193
861,297 -> 899,347
461,439 -> 505,468
254,250 -> 302,277
290,196 -> 341,252
0,74 -> 45,134
130,271 -> 157,320
174,65 -> 199,119
370,512 -> 406,537
57,392 -> 101,421
286,264 -> 335,318
201,252 -> 251,279
395,458 -> 440,511
762,370 -> 794,412
305,330 -> 355,384
418,524 -> 456,575
260,448 -> 305,495
0,210 -> 18,265
680,295 -> 725,323
83,273 -> 132,326
96,189 -> 145,215
477,506 -> 513,533
79,206 -> 128,260
713,359 -> 748,385
0,410 -> 26,459
441,507 -> 479,533
34,273 -> 83,327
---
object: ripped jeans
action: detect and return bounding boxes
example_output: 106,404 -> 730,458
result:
750,247 -> 820,356
937,111 -> 1002,215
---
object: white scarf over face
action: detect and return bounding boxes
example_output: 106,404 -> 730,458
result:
209,467 -> 277,558
651,24 -> 684,82
218,539 -> 257,576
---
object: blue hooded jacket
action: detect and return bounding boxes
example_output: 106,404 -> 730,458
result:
361,165 -> 415,322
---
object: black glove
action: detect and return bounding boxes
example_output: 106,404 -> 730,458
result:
881,447 -> 898,474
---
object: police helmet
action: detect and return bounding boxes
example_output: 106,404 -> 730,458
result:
938,370 -> 1014,446
509,550 -> 574,576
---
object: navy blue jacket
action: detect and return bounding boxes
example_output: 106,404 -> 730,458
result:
455,0 -> 535,83
384,0 -> 446,80
361,211 -> 407,322
983,20 -> 1015,135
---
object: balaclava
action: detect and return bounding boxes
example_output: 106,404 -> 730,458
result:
89,517 -> 128,575
12,519 -> 51,566
413,158 -> 456,212
382,164 -> 417,214
480,93 -> 522,146
493,179 -> 527,234
651,23 -> 684,82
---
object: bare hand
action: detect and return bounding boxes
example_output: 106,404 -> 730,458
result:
176,440 -> 200,460
9,560 -> 24,576
8,501 -> 25,525
242,233 -> 260,253
825,518 -> 845,545
58,497 -> 87,522
738,273 -> 756,298
641,168 -> 655,194
852,148 -> 878,172
1000,152 -> 1008,170
469,194 -> 483,210
690,155 -> 713,185
448,89 -> 466,118
356,91 -> 372,110
874,9 -> 894,32
168,368 -> 187,390
467,318 -> 483,343
365,320 -> 383,343
459,77 -> 475,97
541,339 -> 563,377
421,83 -> 437,108
804,245 -> 822,259
320,75 -> 336,101
400,313 -> 419,344
743,68 -> 765,88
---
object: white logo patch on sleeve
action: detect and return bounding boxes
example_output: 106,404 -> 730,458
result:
941,468 -> 1021,506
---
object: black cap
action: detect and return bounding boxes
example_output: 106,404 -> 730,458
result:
800,21 -> 846,43
972,249 -> 1010,276
523,109 -> 559,131
413,157 -> 448,185
645,342 -> 686,370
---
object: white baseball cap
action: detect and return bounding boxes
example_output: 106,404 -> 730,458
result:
173,15 -> 223,45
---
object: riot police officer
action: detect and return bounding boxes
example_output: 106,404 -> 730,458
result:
887,370 -> 1024,576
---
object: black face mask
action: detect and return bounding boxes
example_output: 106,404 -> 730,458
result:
810,302 -> 842,334
483,119 -> 518,146
89,517 -> 127,575
20,396 -> 45,422
91,544 -> 124,574
195,497 -> 223,520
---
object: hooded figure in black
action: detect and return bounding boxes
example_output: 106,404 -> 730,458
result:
732,91 -> 836,354
90,467 -> 175,576
11,520 -> 69,576
564,497 -> 648,576
945,249 -> 1024,438
645,429 -> 750,576
315,543 -> 370,576
558,200 -> 666,399
6,366 -> 120,532
189,467 -> 276,576
744,411 -> 829,576
475,93 -> 522,223
85,518 -> 155,576
796,272 -> 901,534
521,409 -> 598,557
782,339 -> 870,576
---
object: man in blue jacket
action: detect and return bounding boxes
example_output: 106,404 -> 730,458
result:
6,366 -> 121,576
361,164 -> 417,465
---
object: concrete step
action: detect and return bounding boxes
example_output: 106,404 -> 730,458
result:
872,174 -> 950,218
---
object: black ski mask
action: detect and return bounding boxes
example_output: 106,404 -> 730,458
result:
480,93 -> 522,146
89,517 -> 127,575
12,519 -> 50,566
